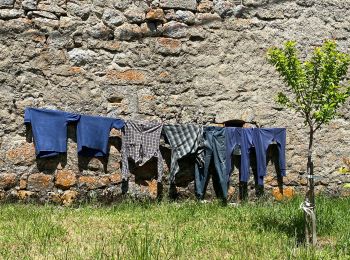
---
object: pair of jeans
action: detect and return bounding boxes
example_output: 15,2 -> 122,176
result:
195,127 -> 228,200
252,128 -> 286,185
225,127 -> 254,183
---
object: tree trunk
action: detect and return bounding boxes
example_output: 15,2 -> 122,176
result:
304,127 -> 317,246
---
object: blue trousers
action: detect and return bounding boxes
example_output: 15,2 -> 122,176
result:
195,127 -> 228,200
225,127 -> 254,183
252,128 -> 286,185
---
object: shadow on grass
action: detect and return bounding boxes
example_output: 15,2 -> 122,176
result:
253,211 -> 306,245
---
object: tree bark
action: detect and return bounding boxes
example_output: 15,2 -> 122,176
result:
304,126 -> 317,246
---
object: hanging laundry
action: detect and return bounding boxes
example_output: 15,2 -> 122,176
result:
121,120 -> 163,182
195,126 -> 228,200
77,115 -> 124,157
252,128 -> 287,185
225,127 -> 254,183
24,107 -> 80,158
163,124 -> 204,183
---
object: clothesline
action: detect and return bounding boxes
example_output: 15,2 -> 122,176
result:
24,107 -> 287,201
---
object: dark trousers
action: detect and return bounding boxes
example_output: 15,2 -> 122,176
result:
195,127 -> 228,200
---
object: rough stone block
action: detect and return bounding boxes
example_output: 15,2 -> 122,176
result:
66,2 -> 90,19
32,17 -> 60,31
0,0 -> 14,8
256,9 -> 284,20
6,143 -> 36,166
37,3 -> 66,15
87,23 -> 113,40
124,5 -> 145,24
27,173 -> 54,191
175,10 -> 195,25
161,21 -> 189,38
49,192 -> 61,204
213,0 -> 235,18
17,190 -> 35,200
29,10 -> 58,19
140,22 -> 158,37
160,0 -> 197,11
106,69 -> 146,83
114,23 -> 142,41
146,8 -> 165,21
61,190 -> 78,206
195,13 -> 222,28
55,170 -> 77,190
0,9 -> 23,19
197,0 -> 213,13
102,8 -> 126,28
68,48 -> 96,66
22,0 -> 37,11
0,173 -> 17,190
78,176 -> 110,190
156,37 -> 181,54
19,179 -> 27,189
114,0 -> 133,10
110,173 -> 122,184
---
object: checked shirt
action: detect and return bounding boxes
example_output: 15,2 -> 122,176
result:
121,120 -> 163,182
163,124 -> 204,183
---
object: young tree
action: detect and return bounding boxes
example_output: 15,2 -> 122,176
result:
267,40 -> 350,246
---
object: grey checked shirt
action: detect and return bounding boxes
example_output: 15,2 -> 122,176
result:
163,124 -> 204,183
121,120 -> 163,182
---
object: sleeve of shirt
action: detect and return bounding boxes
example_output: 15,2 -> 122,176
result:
24,108 -> 31,123
121,130 -> 130,180
65,112 -> 80,122
157,150 -> 164,183
112,119 -> 125,129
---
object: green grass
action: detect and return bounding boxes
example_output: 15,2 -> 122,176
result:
0,197 -> 349,259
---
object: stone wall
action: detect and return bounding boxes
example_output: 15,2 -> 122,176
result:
1,0 -> 350,205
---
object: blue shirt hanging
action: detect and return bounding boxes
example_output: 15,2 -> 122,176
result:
24,108 -> 80,158
77,115 -> 124,157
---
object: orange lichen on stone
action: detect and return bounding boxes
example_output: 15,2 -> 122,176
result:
27,173 -> 53,191
146,180 -> 158,198
0,173 -> 17,189
146,8 -> 165,21
227,186 -> 235,200
55,170 -> 77,190
110,173 -> 122,184
0,191 -> 5,200
61,190 -> 78,206
6,143 -> 36,165
105,41 -> 121,50
159,71 -> 169,78
50,192 -> 62,204
272,187 -> 296,201
79,176 -> 110,190
141,95 -> 155,101
32,34 -> 46,43
197,0 -> 213,13
69,67 -> 82,73
17,190 -> 34,200
106,69 -> 145,82
157,37 -> 181,49
79,176 -> 97,189
19,179 -> 27,189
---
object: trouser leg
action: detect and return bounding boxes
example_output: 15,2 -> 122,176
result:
194,131 -> 212,200
212,129 -> 228,200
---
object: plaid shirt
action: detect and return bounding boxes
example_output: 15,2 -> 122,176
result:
163,124 -> 204,182
121,120 -> 163,182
